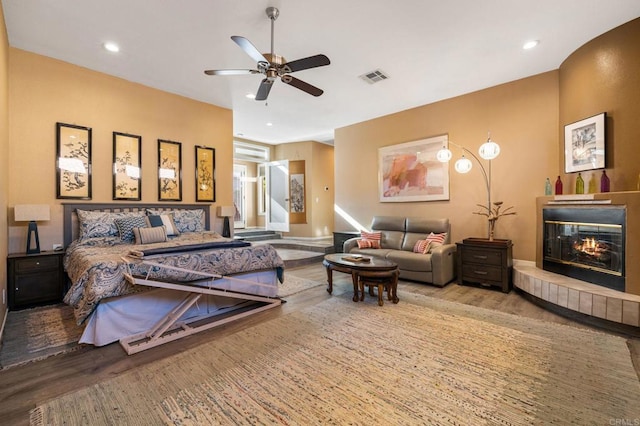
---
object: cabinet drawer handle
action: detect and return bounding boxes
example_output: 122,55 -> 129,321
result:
472,255 -> 488,260
473,270 -> 488,275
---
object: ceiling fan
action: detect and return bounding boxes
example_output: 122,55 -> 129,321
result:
204,7 -> 330,101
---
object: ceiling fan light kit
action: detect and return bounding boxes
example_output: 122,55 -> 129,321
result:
204,7 -> 330,101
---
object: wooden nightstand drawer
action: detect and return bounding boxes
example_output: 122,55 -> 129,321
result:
7,251 -> 66,310
462,263 -> 503,282
14,256 -> 59,272
461,248 -> 502,266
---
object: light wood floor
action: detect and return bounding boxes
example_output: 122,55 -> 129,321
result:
1,260 -> 639,425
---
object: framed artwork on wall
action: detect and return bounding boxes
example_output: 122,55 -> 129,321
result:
56,122 -> 92,199
564,112 -> 606,173
195,145 -> 215,202
378,134 -> 449,202
112,132 -> 142,200
157,139 -> 182,201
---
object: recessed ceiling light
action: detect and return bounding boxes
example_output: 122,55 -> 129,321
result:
266,122 -> 273,127
245,93 -> 255,99
523,40 -> 539,50
103,42 -> 120,53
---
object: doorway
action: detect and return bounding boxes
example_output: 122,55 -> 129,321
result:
232,164 -> 246,229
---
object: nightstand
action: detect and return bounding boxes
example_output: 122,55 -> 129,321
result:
7,251 -> 66,310
456,238 -> 513,293
333,231 -> 360,253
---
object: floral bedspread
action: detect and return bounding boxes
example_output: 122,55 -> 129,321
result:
63,232 -> 285,325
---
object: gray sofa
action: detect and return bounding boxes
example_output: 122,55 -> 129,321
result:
343,216 -> 456,286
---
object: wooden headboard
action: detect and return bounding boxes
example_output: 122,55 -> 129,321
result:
62,203 -> 211,247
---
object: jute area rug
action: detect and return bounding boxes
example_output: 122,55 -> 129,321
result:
0,304 -> 84,370
0,275 -> 320,370
31,292 -> 640,425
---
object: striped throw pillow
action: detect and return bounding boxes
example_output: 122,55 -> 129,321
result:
358,230 -> 382,249
425,232 -> 447,251
133,226 -> 168,245
147,214 -> 180,236
413,239 -> 432,254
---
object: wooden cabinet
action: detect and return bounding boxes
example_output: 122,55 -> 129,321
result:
7,251 -> 66,310
456,238 -> 513,293
333,231 -> 360,253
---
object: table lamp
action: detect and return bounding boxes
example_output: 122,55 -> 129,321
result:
216,205 -> 235,238
14,204 -> 51,254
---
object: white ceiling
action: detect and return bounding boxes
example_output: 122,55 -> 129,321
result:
3,1 -> 640,145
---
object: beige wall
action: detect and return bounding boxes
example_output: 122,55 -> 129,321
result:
7,49 -> 233,254
276,141 -> 335,238
0,5 -> 9,323
559,17 -> 640,191
335,71 -> 560,261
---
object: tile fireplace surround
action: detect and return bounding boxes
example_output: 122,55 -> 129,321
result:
514,192 -> 640,329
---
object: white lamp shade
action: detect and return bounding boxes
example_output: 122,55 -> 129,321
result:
436,147 -> 452,162
454,157 -> 473,174
216,205 -> 235,217
479,139 -> 500,160
14,204 -> 50,222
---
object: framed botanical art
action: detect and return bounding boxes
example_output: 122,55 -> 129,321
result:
378,134 -> 449,202
157,139 -> 182,201
112,132 -> 142,200
195,146 -> 215,202
56,122 -> 92,199
564,112 -> 606,173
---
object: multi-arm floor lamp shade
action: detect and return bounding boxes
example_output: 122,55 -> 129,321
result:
216,205 -> 235,238
14,204 -> 51,254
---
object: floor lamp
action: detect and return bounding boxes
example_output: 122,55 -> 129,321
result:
14,204 -> 51,254
217,205 -> 235,238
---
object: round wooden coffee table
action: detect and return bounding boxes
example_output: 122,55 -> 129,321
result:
323,253 -> 399,305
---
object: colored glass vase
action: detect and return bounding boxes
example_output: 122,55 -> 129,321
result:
555,176 -> 563,195
575,173 -> 584,194
600,170 -> 610,192
544,178 -> 552,195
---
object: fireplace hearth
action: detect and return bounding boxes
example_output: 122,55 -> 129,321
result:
542,206 -> 625,292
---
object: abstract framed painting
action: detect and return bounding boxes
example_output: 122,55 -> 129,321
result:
56,122 -> 92,199
564,112 -> 606,173
378,134 -> 449,202
157,139 -> 182,201
195,145 -> 215,202
112,132 -> 142,200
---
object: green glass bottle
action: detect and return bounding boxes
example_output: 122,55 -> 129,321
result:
575,172 -> 584,194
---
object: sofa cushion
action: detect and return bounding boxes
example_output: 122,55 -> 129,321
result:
357,238 -> 380,249
371,216 -> 406,250
425,232 -> 448,252
385,250 -> 433,272
350,248 -> 395,258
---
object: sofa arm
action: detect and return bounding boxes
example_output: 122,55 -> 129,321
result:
430,243 -> 457,286
342,237 -> 360,253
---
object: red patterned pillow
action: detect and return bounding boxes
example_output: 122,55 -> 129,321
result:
357,238 -> 381,249
361,230 -> 382,242
425,232 -> 447,251
412,239 -> 432,254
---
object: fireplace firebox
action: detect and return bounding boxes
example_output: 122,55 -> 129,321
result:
542,206 -> 625,291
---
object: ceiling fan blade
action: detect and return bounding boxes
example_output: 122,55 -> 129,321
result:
281,75 -> 324,97
204,69 -> 260,76
255,78 -> 274,101
283,54 -> 330,73
231,35 -> 269,66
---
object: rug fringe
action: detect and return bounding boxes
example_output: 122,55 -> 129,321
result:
29,407 -> 44,426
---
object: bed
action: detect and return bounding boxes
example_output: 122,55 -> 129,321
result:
61,203 -> 284,353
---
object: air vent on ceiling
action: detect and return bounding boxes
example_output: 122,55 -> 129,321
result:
359,69 -> 389,84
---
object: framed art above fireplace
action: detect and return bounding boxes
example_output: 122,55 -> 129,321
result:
564,112 -> 606,173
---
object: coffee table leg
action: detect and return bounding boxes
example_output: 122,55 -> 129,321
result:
324,261 -> 333,294
351,272 -> 359,302
377,283 -> 384,306
392,270 -> 399,303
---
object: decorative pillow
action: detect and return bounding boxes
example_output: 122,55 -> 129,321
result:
413,239 -> 432,254
115,216 -> 149,242
425,232 -> 447,252
147,209 -> 204,233
147,214 -> 180,236
133,226 -> 168,245
361,230 -> 382,242
76,210 -> 145,240
357,238 -> 381,249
